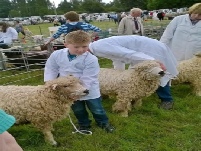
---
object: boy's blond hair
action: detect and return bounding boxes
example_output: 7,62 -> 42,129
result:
65,30 -> 91,44
64,11 -> 79,21
189,3 -> 201,15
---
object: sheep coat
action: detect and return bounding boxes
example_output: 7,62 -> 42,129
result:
0,75 -> 88,145
98,60 -> 164,117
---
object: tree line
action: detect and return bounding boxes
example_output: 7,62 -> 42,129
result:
0,0 -> 200,18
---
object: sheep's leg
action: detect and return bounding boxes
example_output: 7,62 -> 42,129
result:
33,122 -> 57,146
42,129 -> 57,146
193,81 -> 201,96
132,99 -> 142,108
194,88 -> 201,96
112,96 -> 132,117
196,92 -> 201,96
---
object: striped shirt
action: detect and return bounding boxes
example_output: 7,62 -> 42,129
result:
52,22 -> 101,39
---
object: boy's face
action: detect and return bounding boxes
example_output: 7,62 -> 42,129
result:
65,42 -> 90,55
190,13 -> 201,20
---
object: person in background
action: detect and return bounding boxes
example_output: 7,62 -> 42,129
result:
15,20 -> 26,39
0,22 -> 18,48
45,11 -> 101,45
44,30 -> 114,133
53,18 -> 59,26
88,35 -> 179,110
157,11 -> 165,21
0,109 -> 23,151
160,3 -> 201,61
118,8 -> 144,36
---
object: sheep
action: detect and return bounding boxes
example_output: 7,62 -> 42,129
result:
32,35 -> 44,43
0,75 -> 89,146
173,53 -> 201,96
98,60 -> 165,117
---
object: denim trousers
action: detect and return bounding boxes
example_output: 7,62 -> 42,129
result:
156,82 -> 173,102
71,97 -> 109,127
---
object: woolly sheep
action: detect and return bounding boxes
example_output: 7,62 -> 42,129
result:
173,53 -> 201,96
0,75 -> 89,146
99,60 -> 165,117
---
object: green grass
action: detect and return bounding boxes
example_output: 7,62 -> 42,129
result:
3,20 -> 201,151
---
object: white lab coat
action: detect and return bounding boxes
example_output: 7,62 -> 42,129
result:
44,48 -> 101,100
160,14 -> 201,61
89,35 -> 179,87
0,27 -> 18,44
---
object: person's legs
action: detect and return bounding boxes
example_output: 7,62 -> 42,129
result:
85,97 -> 108,126
71,100 -> 91,127
86,97 -> 115,132
156,82 -> 174,109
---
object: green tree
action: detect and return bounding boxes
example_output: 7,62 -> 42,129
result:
82,0 -> 104,13
118,0 -> 148,11
147,0 -> 201,10
57,0 -> 74,14
0,0 -> 11,17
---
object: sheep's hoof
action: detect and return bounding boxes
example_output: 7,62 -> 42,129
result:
196,92 -> 201,96
119,112 -> 128,117
52,142 -> 60,147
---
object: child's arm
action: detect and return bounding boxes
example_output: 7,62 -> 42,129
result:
44,52 -> 59,82
80,55 -> 100,90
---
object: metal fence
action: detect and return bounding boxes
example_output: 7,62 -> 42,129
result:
0,44 -> 52,85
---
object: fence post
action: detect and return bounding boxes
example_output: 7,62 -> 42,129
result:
0,50 -> 6,70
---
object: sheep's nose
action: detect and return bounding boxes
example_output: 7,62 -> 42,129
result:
158,71 -> 165,76
83,89 -> 89,94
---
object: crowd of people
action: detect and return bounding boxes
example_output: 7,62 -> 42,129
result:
1,2 -> 201,150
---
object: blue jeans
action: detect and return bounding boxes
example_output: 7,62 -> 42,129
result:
71,97 -> 109,127
156,82 -> 173,102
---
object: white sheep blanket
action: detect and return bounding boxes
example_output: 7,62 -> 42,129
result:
173,53 -> 201,96
99,60 -> 165,117
0,75 -> 88,146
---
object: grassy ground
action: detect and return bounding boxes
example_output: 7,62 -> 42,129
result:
3,20 -> 201,151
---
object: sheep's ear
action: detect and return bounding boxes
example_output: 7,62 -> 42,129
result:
51,84 -> 58,90
195,53 -> 201,57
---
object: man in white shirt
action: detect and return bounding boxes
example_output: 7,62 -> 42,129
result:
88,35 -> 179,110
0,22 -> 18,47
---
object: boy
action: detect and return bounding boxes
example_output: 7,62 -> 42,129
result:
44,30 -> 114,133
45,11 -> 101,45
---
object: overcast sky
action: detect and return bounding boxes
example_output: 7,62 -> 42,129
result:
50,0 -> 112,7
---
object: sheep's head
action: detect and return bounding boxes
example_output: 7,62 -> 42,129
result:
131,60 -> 165,80
45,75 -> 89,100
32,35 -> 44,43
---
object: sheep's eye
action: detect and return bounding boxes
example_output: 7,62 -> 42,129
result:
63,85 -> 68,88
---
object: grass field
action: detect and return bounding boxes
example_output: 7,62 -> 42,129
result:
3,20 -> 201,151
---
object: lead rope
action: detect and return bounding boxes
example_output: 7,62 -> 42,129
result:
68,114 -> 92,135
